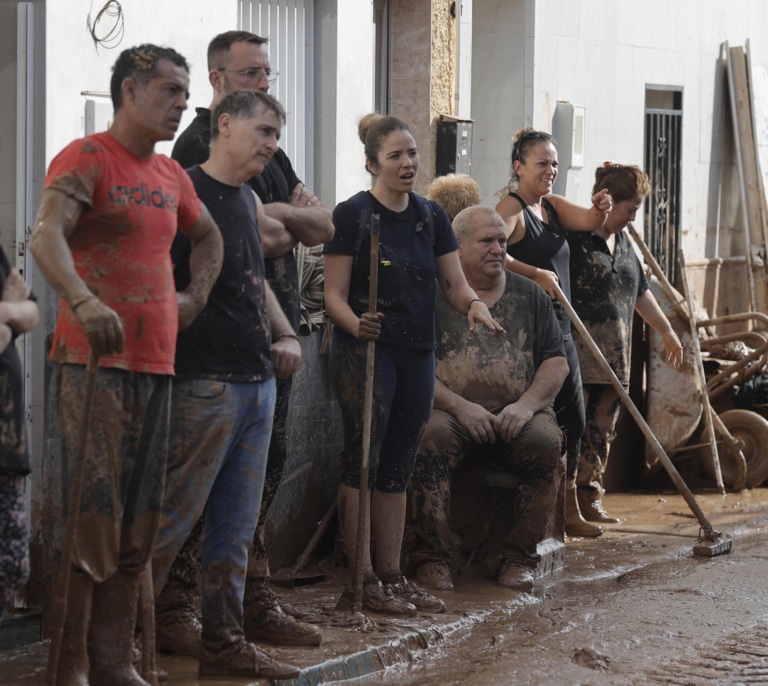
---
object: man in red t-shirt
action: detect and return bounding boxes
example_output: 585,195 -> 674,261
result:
31,44 -> 222,686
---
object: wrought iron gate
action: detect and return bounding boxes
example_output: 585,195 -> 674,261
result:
644,95 -> 682,285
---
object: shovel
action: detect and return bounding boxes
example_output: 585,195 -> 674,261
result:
555,285 -> 733,557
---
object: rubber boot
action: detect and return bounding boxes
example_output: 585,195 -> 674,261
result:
56,570 -> 93,686
88,570 -> 150,686
565,486 -> 603,538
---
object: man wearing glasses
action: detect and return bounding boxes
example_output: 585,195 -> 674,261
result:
159,30 -> 333,655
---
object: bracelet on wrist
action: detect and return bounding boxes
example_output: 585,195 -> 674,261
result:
275,333 -> 300,341
70,294 -> 96,312
468,298 -> 483,310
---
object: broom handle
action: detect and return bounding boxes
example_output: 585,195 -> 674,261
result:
353,213 -> 380,612
555,286 -> 718,535
46,350 -> 99,684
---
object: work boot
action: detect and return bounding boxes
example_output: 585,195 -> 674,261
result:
381,573 -> 446,613
154,583 -> 201,656
565,487 -> 603,538
244,603 -> 322,646
88,570 -> 150,686
335,576 -> 417,616
496,561 -> 536,593
245,576 -> 305,619
578,491 -> 620,524
416,560 -> 454,592
199,638 -> 300,679
56,570 -> 93,686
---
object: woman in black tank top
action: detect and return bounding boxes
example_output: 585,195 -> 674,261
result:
494,128 -> 612,539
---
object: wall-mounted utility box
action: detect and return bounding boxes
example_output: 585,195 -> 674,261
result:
436,114 -> 473,176
552,101 -> 585,170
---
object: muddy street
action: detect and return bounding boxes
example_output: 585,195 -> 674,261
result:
363,491 -> 768,686
2,490 -> 768,685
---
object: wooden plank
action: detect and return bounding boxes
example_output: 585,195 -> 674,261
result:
745,39 -> 768,275
726,44 -> 758,313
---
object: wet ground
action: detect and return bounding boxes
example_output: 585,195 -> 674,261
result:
2,490 -> 768,685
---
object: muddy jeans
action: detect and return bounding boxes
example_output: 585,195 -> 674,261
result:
0,474 -> 29,611
577,383 -> 623,502
57,364 -> 170,581
411,407 -> 564,568
163,374 -> 292,598
151,377 -> 276,653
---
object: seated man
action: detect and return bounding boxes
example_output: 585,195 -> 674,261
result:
410,206 -> 568,593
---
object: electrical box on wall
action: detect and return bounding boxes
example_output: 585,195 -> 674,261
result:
552,101 -> 585,170
436,114 -> 473,176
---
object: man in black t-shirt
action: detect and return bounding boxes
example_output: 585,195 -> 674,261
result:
152,90 -> 306,679
157,30 -> 332,654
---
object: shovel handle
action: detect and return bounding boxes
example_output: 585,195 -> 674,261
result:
554,286 -> 718,535
46,350 -> 99,684
353,213 -> 380,612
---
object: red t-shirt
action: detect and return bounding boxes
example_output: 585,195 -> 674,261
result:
45,132 -> 202,375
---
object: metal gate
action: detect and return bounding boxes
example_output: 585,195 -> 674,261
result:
239,0 -> 313,186
644,95 -> 682,285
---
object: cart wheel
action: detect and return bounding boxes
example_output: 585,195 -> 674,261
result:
700,409 -> 768,488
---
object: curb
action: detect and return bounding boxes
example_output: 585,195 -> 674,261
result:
283,609 -> 492,686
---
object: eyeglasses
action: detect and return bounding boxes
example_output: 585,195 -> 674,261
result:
217,67 -> 278,85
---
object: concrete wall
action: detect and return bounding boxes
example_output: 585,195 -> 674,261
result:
471,0 -> 768,269
45,0 -> 237,162
470,0 -> 528,203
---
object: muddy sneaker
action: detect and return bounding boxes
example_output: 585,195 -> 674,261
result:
199,639 -> 300,679
244,604 -> 322,646
335,576 -> 417,616
245,576 -> 305,619
497,561 -> 536,593
416,560 -> 454,592
382,575 -> 446,613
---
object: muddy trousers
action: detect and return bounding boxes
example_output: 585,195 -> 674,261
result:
410,407 -> 564,568
555,337 -> 586,481
151,378 -> 275,653
55,364 -> 171,684
576,383 -> 623,502
161,375 -> 292,607
0,474 -> 29,614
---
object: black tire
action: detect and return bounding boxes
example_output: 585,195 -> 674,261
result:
700,409 -> 768,488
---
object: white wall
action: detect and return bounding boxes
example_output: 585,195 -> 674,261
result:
470,0 -> 529,204
471,0 -> 768,261
45,0 -> 237,162
314,0 -> 375,206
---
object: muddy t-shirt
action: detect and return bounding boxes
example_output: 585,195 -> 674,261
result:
435,270 -> 565,412
172,108 -> 303,331
172,166 -> 273,382
506,192 -> 572,339
566,228 -> 649,385
325,191 -> 459,350
46,132 -> 202,375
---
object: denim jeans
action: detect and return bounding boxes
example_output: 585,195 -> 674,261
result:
152,377 -> 276,652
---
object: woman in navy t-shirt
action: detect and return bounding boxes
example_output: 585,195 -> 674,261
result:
324,113 -> 503,616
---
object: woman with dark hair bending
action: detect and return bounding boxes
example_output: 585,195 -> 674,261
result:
495,128 -> 612,538
567,163 -> 683,523
324,113 -> 503,615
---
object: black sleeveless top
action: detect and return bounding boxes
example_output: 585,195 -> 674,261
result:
505,191 -> 572,338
